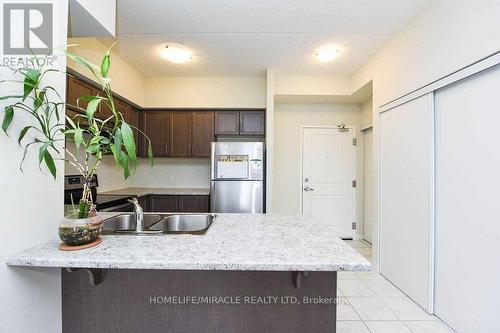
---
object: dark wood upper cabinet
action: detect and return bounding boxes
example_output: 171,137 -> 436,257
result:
142,111 -> 170,157
240,111 -> 265,135
215,111 -> 239,135
169,112 -> 192,158
191,112 -> 214,157
99,97 -> 127,121
215,110 -> 265,136
98,98 -> 114,120
66,76 -> 94,111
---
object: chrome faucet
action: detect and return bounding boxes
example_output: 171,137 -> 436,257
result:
129,198 -> 144,232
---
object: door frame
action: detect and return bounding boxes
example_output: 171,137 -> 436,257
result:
361,125 -> 373,244
300,125 -> 358,239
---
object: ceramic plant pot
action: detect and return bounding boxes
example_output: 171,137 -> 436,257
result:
58,213 -> 103,246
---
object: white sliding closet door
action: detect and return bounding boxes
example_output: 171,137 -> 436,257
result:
379,94 -> 434,311
435,64 -> 500,332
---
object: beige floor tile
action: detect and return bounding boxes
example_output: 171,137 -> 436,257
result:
337,321 -> 370,333
365,279 -> 405,297
382,297 -> 437,321
365,321 -> 412,333
356,247 -> 372,256
356,270 -> 384,280
404,321 -> 456,333
338,280 -> 376,297
338,271 -> 360,280
337,301 -> 361,321
348,297 -> 399,321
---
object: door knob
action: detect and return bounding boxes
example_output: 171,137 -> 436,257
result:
304,186 -> 315,192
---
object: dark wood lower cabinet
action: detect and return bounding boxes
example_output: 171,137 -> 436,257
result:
137,195 -> 150,212
62,269 -> 337,333
149,195 -> 179,212
178,195 -> 210,213
139,195 -> 210,213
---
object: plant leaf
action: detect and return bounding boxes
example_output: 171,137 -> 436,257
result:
119,150 -> 130,179
120,122 -> 137,163
86,144 -> 101,154
65,52 -> 101,80
34,90 -> 45,110
18,126 -> 34,145
2,106 -> 14,134
43,150 -> 56,179
147,140 -> 154,166
22,68 -> 41,101
65,114 -> 77,129
74,128 -> 83,149
39,142 -> 49,165
0,95 -> 22,101
101,54 -> 110,77
86,98 -> 101,120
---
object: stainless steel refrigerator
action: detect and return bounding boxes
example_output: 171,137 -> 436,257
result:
210,142 -> 265,213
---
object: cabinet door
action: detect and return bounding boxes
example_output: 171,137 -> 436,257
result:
125,107 -> 140,153
191,112 -> 214,157
215,111 -> 239,135
178,196 -> 210,213
150,195 -> 179,212
240,111 -> 265,135
99,97 -> 125,121
169,112 -> 192,157
142,111 -> 170,157
66,76 -> 94,111
138,195 -> 151,212
99,98 -> 113,121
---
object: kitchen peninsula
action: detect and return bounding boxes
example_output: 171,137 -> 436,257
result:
7,214 -> 370,333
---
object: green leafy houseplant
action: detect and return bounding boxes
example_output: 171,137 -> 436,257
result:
1,46 -> 153,220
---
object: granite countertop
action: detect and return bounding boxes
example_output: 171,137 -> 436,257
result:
6,213 -> 371,272
99,187 -> 210,197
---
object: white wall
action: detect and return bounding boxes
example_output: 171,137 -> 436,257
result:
351,0 -> 500,272
275,75 -> 352,96
65,146 -> 211,192
360,98 -> 372,126
0,1 -> 68,331
273,102 -> 361,214
142,76 -> 266,108
67,37 -> 144,105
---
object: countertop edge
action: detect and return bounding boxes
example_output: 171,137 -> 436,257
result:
6,258 -> 372,272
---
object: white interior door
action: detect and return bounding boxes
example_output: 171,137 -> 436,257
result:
434,64 -> 500,333
379,93 -> 434,312
363,128 -> 374,243
302,127 -> 356,238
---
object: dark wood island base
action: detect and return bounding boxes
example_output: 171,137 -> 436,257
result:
62,269 -> 337,333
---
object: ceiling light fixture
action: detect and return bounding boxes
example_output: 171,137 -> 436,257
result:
314,46 -> 341,63
160,43 -> 192,64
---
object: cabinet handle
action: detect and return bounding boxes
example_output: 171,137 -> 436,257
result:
165,145 -> 168,156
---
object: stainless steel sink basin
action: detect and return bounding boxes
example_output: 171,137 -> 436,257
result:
102,214 -> 164,234
101,213 -> 215,235
149,214 -> 216,235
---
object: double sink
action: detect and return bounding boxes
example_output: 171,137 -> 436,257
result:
102,213 -> 215,235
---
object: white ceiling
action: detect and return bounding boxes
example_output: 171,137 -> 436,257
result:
103,0 -> 431,77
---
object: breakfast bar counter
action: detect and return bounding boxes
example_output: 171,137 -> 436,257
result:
6,214 -> 370,333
